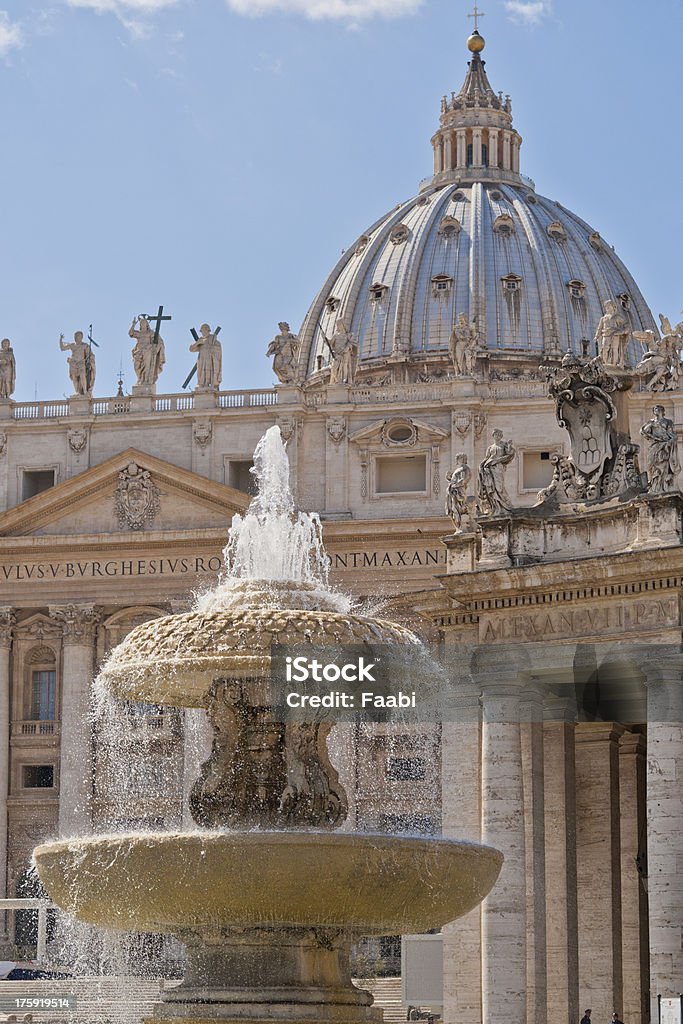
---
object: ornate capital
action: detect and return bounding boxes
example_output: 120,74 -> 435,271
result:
0,607 -> 16,649
49,604 -> 100,644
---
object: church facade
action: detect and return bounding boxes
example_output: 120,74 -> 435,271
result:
0,24 -> 682,1024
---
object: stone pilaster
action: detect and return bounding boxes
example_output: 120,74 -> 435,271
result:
479,658 -> 527,1024
618,730 -> 648,1024
442,685 -> 482,1024
49,605 -> 100,837
520,685 -> 546,1024
575,722 -> 625,1022
644,657 -> 683,1019
543,697 -> 579,1024
0,608 -> 15,928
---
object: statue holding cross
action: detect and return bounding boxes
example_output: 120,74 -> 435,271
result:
129,306 -> 169,387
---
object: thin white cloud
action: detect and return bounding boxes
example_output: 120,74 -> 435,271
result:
0,11 -> 23,57
504,0 -> 551,26
66,0 -> 178,10
226,0 -> 423,22
65,0 -> 179,37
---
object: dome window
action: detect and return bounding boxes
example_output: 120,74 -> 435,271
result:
438,216 -> 461,240
431,274 -> 454,299
452,191 -> 467,202
567,280 -> 586,300
355,235 -> 369,256
369,283 -> 389,303
489,189 -> 503,201
325,297 -> 341,314
390,224 -> 410,246
589,231 -> 603,251
416,194 -> 431,207
617,292 -> 631,311
501,273 -> 522,293
526,193 -> 538,205
547,221 -> 567,242
493,214 -> 515,237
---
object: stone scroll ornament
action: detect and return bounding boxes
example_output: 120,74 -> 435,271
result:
535,352 -> 645,507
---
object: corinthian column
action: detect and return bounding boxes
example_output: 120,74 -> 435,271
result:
478,651 -> 527,1024
644,654 -> 683,1021
0,608 -> 15,926
442,682 -> 482,1023
50,605 -> 100,837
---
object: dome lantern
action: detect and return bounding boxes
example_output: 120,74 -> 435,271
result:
432,17 -> 523,186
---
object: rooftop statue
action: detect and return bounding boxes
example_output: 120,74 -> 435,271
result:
267,322 -> 299,384
594,299 -> 632,369
130,315 -> 166,387
445,453 -> 477,532
640,405 -> 680,494
190,323 -> 222,390
449,313 -> 479,376
59,331 -> 96,396
0,338 -> 16,400
477,429 -> 516,516
326,318 -> 358,386
634,314 -> 683,391
536,352 -> 644,506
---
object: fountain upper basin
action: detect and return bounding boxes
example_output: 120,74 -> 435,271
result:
34,831 -> 503,935
98,587 -> 421,708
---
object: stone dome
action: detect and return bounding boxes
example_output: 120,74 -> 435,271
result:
298,42 -> 656,382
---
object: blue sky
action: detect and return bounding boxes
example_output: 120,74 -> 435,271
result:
0,0 -> 681,402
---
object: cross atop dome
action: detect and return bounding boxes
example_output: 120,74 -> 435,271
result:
467,4 -> 486,50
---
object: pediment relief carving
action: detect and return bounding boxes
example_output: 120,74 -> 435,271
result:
0,448 -> 249,539
349,417 -> 449,449
15,612 -> 62,640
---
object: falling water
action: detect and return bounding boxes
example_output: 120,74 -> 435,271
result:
195,426 -> 351,613
34,424 -> 440,992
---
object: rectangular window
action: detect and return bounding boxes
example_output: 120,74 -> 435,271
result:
381,813 -> 437,836
226,460 -> 257,495
22,765 -> 54,789
31,670 -> 56,721
22,470 -> 56,501
522,451 -> 554,490
376,455 -> 427,494
386,757 -> 427,781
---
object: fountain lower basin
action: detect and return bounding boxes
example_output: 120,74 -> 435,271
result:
34,831 -> 502,934
35,831 -> 502,1024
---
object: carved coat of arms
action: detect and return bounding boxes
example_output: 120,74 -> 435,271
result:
114,462 -> 160,530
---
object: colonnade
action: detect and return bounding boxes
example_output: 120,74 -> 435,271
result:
441,651 -> 683,1024
433,127 -> 521,176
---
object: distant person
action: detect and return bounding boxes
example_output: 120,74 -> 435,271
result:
581,1011 -> 592,1024
612,1014 -> 624,1024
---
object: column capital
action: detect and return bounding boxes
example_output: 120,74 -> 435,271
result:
575,721 -> 626,745
0,607 -> 16,649
49,604 -> 100,644
618,729 -> 646,757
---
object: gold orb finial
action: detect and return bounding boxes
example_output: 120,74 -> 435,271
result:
467,28 -> 485,52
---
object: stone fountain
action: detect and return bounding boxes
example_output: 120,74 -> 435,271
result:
34,427 -> 502,1024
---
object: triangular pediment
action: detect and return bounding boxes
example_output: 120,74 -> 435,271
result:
0,448 -> 250,538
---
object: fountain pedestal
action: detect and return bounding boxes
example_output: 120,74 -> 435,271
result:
154,926 -> 379,1024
